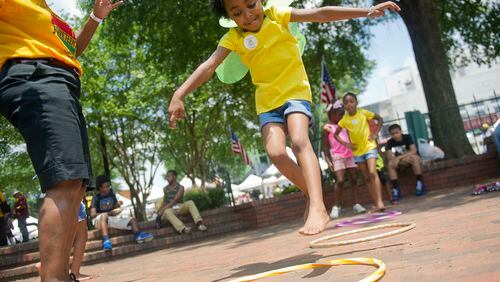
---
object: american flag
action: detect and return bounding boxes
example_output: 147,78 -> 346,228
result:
230,129 -> 252,166
320,62 -> 336,105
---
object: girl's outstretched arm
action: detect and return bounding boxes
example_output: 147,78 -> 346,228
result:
290,1 -> 400,23
168,46 -> 231,128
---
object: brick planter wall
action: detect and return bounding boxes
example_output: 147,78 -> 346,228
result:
235,143 -> 499,228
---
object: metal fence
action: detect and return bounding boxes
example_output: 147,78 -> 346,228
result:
380,93 -> 500,154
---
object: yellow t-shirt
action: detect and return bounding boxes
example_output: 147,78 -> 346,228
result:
218,6 -> 312,114
0,0 -> 82,75
338,109 -> 377,156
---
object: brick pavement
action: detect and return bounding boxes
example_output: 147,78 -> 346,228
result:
15,185 -> 500,282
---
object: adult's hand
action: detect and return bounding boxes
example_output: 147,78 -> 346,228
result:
93,0 -> 124,19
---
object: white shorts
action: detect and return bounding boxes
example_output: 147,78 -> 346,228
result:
92,213 -> 132,230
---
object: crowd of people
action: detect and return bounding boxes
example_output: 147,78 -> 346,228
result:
322,95 -> 428,219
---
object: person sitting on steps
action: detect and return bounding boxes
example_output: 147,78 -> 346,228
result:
90,175 -> 153,251
156,170 -> 208,234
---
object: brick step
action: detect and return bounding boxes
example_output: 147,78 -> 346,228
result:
88,210 -> 240,241
0,213 -> 243,268
0,206 -> 239,256
0,221 -> 249,280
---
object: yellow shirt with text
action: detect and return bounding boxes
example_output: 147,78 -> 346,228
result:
338,109 -> 377,156
218,6 -> 312,114
0,0 -> 82,75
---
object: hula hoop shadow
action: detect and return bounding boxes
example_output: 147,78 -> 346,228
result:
228,257 -> 386,282
310,222 -> 416,249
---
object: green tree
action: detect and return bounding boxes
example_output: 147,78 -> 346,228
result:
79,26 -> 167,221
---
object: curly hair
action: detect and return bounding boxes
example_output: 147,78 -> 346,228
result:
209,0 -> 228,17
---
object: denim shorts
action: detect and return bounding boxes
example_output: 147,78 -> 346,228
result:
354,148 -> 378,163
259,100 -> 312,130
77,202 -> 87,222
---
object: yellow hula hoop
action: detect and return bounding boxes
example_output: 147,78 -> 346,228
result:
310,222 -> 416,249
228,257 -> 386,282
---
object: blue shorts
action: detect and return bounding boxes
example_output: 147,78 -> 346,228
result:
259,100 -> 312,130
78,202 -> 87,222
354,148 -> 378,163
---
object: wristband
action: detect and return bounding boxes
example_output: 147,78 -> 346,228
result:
90,12 -> 103,24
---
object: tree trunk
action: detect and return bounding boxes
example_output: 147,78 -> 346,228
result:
127,182 -> 147,222
398,0 -> 474,158
97,120 -> 111,177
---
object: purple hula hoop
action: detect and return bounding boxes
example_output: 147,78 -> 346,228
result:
335,211 -> 402,227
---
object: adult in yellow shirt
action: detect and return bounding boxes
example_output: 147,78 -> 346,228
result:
0,1 -> 122,281
334,93 -> 386,212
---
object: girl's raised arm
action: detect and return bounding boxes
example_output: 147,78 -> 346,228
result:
168,46 -> 231,128
290,1 -> 400,23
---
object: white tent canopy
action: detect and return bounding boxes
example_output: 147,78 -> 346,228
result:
286,146 -> 297,163
237,174 -> 263,191
262,165 -> 280,177
262,175 -> 278,186
277,174 -> 293,187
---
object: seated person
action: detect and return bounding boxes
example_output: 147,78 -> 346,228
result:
375,152 -> 396,205
156,170 -> 207,234
91,175 -> 153,251
385,124 -> 427,201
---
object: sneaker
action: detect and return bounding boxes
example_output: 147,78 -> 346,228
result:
329,206 -> 340,219
353,203 -> 367,214
102,239 -> 112,251
415,181 -> 427,196
180,226 -> 192,234
392,187 -> 401,201
135,232 -> 154,244
198,224 -> 208,232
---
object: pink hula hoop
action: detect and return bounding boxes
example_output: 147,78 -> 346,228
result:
335,211 -> 402,227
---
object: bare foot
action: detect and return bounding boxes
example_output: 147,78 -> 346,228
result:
369,206 -> 386,213
299,206 -> 330,235
35,262 -> 41,274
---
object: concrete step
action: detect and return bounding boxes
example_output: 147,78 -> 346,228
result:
0,221 -> 249,280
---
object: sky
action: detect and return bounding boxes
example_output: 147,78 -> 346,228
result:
50,1 -> 416,107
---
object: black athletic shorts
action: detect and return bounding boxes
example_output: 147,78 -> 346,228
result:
0,60 -> 93,192
377,169 -> 387,186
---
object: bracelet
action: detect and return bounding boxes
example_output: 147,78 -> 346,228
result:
90,12 -> 103,24
368,5 -> 375,14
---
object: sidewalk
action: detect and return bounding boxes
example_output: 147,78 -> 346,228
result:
17,185 -> 500,282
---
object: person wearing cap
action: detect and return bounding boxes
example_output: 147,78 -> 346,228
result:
13,191 -> 29,243
322,100 -> 367,219
0,0 -> 122,280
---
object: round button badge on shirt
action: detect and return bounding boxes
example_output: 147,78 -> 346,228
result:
244,35 -> 258,50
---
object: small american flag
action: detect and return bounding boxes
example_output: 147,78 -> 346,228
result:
321,62 -> 336,105
230,129 -> 252,166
